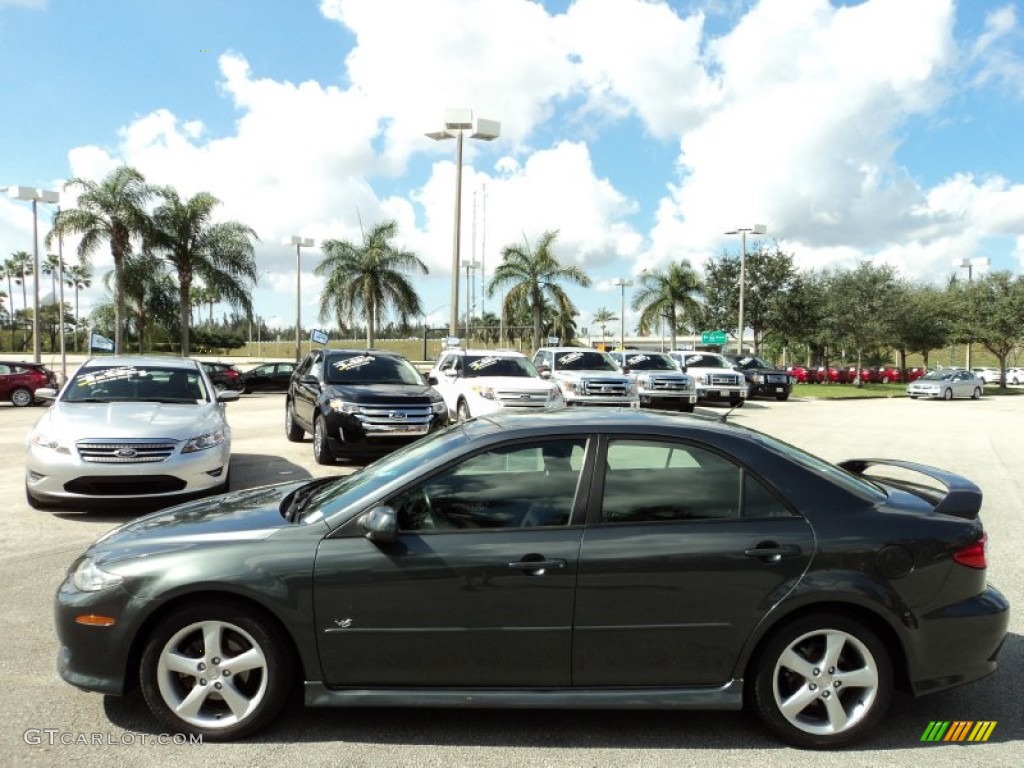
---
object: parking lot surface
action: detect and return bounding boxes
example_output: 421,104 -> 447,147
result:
1,393 -> 1020,767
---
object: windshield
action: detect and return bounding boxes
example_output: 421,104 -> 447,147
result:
683,354 -> 732,369
462,355 -> 538,378
920,370 -> 954,381
62,365 -> 208,403
621,353 -> 678,371
325,354 -> 424,385
553,351 -> 618,372
299,426 -> 470,524
730,356 -> 772,370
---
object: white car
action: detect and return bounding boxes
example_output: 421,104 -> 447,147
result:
1006,367 -> 1024,386
607,350 -> 698,411
26,356 -> 238,510
970,367 -> 1002,385
907,369 -> 983,400
532,347 -> 639,407
427,348 -> 562,422
667,350 -> 747,407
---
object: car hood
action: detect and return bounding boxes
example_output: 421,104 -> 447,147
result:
466,376 -> 555,390
88,481 -> 309,562
38,401 -> 227,440
554,370 -> 626,380
323,383 -> 441,402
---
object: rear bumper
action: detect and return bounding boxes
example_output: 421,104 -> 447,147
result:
906,585 -> 1010,696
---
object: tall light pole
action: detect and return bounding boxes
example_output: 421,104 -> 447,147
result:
426,109 -> 500,339
724,224 -> 767,354
460,259 -> 480,340
285,236 -> 315,362
612,278 -> 633,351
953,257 -> 990,369
7,186 -> 59,364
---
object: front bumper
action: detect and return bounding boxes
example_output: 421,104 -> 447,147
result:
322,410 -> 448,458
695,386 -> 746,403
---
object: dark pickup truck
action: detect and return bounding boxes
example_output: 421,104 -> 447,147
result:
723,354 -> 793,402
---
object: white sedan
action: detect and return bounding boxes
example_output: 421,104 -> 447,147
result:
1005,367 -> 1024,386
26,356 -> 238,510
906,369 -> 983,400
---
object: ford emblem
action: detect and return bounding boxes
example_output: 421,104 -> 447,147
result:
115,448 -> 138,458
388,411 -> 407,421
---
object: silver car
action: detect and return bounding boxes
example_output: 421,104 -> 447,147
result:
906,369 -> 983,400
26,356 -> 238,510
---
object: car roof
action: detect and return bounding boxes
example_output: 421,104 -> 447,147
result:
323,348 -> 406,358
80,355 -> 200,371
442,348 -> 527,358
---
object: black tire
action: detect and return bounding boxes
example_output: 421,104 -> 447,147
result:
680,403 -> 696,413
139,601 -> 292,741
215,470 -> 231,495
11,387 -> 33,407
749,613 -> 892,749
775,393 -> 790,402
972,387 -> 982,400
943,388 -> 953,401
313,416 -> 335,465
284,402 -> 305,442
909,395 -> 917,400
456,399 -> 471,423
730,398 -> 744,408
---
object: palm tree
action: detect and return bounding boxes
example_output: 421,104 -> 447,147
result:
8,251 -> 32,315
65,263 -> 93,352
1,259 -> 15,349
102,254 -> 178,354
41,253 -> 65,307
632,261 -> 703,352
592,307 -> 618,343
47,166 -> 156,353
147,188 -> 258,355
487,230 -> 592,354
315,220 -> 428,348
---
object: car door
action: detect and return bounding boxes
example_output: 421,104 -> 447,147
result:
290,352 -> 321,426
313,437 -> 590,687
271,363 -> 296,390
430,353 -> 459,411
572,436 -> 814,687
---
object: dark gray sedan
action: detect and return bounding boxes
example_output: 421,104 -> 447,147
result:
54,409 -> 1008,749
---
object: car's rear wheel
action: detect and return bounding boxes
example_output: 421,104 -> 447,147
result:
313,416 -> 335,464
775,393 -> 789,402
680,403 -> 696,413
750,613 -> 892,749
139,602 -> 291,741
457,399 -> 471,423
284,402 -> 304,442
730,398 -> 744,408
943,388 -> 953,401
972,387 -> 982,400
10,387 -> 33,407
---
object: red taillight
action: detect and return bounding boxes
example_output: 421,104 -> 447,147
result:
227,370 -> 240,381
953,534 -> 987,569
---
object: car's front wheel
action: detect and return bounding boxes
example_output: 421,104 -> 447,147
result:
457,399 -> 471,423
972,387 -> 982,400
139,602 -> 292,741
730,398 -> 744,408
10,387 -> 33,407
943,388 -> 953,401
775,393 -> 790,402
284,402 -> 305,442
313,416 -> 335,464
750,614 -> 892,749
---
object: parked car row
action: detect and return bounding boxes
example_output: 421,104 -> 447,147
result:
788,365 -> 931,385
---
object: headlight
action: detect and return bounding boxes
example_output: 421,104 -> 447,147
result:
30,431 -> 71,454
72,558 -> 124,593
561,380 -> 579,394
470,385 -> 496,400
625,380 -> 637,395
328,398 -> 360,414
751,374 -> 763,384
431,400 -> 448,415
182,430 -> 226,453
636,376 -> 651,390
547,388 -> 563,402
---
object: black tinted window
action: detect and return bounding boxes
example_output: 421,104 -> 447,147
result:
325,354 -> 423,385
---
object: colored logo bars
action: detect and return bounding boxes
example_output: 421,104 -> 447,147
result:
921,721 -> 997,743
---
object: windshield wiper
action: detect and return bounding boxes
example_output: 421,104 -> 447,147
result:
283,476 -> 340,522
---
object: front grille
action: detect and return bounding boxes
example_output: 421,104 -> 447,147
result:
765,373 -> 789,384
355,403 -> 433,435
705,373 -> 743,387
64,475 -> 188,495
648,376 -> 694,393
581,378 -> 629,396
495,390 -> 550,407
76,439 -> 178,463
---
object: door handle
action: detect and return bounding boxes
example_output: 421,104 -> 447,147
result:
744,544 -> 801,563
507,558 -> 566,575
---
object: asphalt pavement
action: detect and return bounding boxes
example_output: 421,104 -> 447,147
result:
0,392 -> 1020,767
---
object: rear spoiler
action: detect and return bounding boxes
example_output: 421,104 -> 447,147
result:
838,458 -> 983,521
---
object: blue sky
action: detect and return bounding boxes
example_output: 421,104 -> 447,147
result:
2,0 -> 1023,339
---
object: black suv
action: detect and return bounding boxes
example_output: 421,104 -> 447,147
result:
723,354 -> 793,402
286,349 -> 449,464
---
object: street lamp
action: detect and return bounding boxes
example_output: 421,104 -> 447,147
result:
460,259 -> 480,339
285,236 -> 315,362
7,186 -> 59,364
953,257 -> 990,369
724,224 -> 767,354
612,278 -> 633,351
426,108 -> 500,338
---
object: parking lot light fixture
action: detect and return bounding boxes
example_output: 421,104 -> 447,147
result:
953,257 -> 990,370
285,236 -> 315,362
612,278 -> 633,350
426,109 -> 500,338
724,224 -> 767,355
7,186 -> 60,364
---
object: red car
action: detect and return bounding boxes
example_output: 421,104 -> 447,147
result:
816,366 -> 852,384
0,360 -> 58,406
848,366 -> 903,384
786,365 -> 816,383
903,367 -> 928,382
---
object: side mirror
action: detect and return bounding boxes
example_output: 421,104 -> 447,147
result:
537,365 -> 551,378
427,375 -> 439,385
217,389 -> 240,403
34,387 -> 57,401
358,505 -> 398,543
443,369 -> 458,378
621,366 -> 631,375
300,374 -> 319,386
